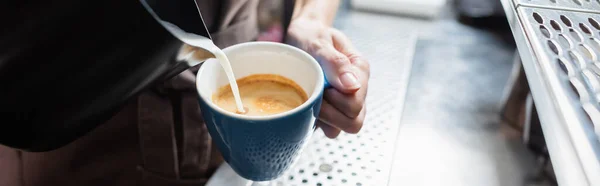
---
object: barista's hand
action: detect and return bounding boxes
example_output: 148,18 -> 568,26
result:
287,18 -> 370,138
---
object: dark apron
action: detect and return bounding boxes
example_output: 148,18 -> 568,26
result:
0,0 -> 294,185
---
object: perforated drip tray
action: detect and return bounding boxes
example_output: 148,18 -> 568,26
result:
206,10 -> 418,186
509,5 -> 600,185
520,7 -> 600,135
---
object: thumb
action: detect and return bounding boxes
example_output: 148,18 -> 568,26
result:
314,44 -> 361,93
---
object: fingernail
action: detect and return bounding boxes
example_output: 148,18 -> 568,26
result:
340,72 -> 361,89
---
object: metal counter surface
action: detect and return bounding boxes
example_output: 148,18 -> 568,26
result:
389,18 -> 539,186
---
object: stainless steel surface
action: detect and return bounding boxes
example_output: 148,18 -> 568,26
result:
500,0 -> 600,185
389,17 -> 539,186
140,0 -> 212,42
267,10 -> 418,186
140,0 -> 215,67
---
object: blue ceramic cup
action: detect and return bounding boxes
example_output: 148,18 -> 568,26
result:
196,42 -> 329,181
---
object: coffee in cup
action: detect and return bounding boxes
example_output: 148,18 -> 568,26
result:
212,74 -> 308,116
196,42 -> 328,181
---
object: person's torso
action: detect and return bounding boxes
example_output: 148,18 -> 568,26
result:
0,0 -> 266,185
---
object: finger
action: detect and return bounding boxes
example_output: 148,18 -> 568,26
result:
319,100 -> 366,134
330,29 -> 359,57
331,29 -> 371,72
314,41 -> 361,94
317,120 -> 341,139
324,88 -> 366,119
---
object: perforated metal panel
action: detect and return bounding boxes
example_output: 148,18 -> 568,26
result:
515,6 -> 600,185
515,0 -> 600,13
209,12 -> 416,186
520,8 -> 600,137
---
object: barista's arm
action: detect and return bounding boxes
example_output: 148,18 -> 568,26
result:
291,0 -> 340,26
287,0 -> 370,138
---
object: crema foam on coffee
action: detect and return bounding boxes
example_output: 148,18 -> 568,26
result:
213,74 -> 308,116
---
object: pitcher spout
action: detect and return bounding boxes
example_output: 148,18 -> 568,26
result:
158,44 -> 215,82
177,44 -> 216,67
140,0 -> 218,81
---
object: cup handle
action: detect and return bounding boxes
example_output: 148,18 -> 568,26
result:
313,75 -> 331,132
323,73 -> 332,89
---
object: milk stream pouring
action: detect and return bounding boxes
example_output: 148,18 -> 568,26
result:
143,0 -> 246,113
160,21 -> 246,113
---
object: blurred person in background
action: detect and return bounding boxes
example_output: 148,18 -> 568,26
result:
0,0 -> 370,186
